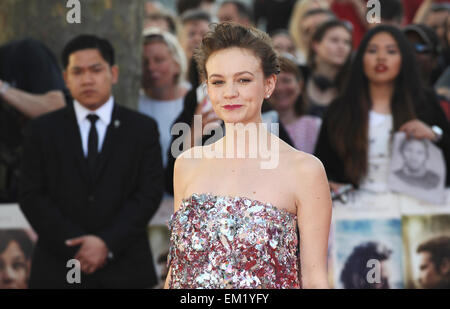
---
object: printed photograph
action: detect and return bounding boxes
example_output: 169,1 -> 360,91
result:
402,214 -> 450,289
389,132 -> 447,204
333,218 -> 404,289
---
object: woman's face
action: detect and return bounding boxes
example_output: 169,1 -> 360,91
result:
363,32 -> 402,85
142,41 -> 180,89
269,71 -> 302,112
402,140 -> 428,172
205,47 -> 276,124
272,34 -> 297,57
313,26 -> 352,67
0,241 -> 30,289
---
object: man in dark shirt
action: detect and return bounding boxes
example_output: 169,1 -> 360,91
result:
0,39 -> 67,203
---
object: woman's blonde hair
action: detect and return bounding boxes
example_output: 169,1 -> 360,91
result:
142,27 -> 188,85
288,0 -> 330,57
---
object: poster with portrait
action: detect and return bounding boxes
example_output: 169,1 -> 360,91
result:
332,217 -> 404,289
388,132 -> 446,205
0,205 -> 37,289
402,214 -> 450,289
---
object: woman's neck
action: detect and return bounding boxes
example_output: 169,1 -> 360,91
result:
144,84 -> 185,101
314,60 -> 339,80
369,82 -> 395,114
219,116 -> 275,159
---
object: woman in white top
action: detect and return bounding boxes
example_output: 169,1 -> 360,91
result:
315,25 -> 450,195
139,28 -> 189,168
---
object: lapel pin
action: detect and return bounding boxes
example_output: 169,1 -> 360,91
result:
114,120 -> 121,128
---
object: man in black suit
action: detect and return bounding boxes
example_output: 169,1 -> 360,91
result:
19,35 -> 164,288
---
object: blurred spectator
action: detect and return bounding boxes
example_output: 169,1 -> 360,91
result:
144,8 -> 179,35
370,0 -> 404,28
0,230 -> 33,289
439,11 -> 450,69
253,0 -> 297,33
340,242 -> 392,289
331,0 -> 368,48
139,28 -> 188,170
217,0 -> 254,26
0,39 -> 67,203
404,24 -> 442,86
314,26 -> 450,194
269,29 -> 298,60
176,0 -> 216,16
179,9 -> 212,62
268,56 -> 321,154
435,68 -> 450,121
423,3 -> 450,47
305,19 -> 353,118
417,236 -> 450,289
290,5 -> 335,64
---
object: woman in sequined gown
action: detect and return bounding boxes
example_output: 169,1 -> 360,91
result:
164,23 -> 332,289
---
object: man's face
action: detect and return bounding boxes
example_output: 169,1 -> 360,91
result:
181,20 -> 210,60
418,252 -> 445,289
405,32 -> 436,82
64,49 -> 118,111
402,140 -> 428,172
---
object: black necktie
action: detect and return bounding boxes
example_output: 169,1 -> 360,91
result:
87,114 -> 99,174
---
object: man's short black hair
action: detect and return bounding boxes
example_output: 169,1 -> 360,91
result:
61,34 -> 115,69
379,0 -> 404,23
221,0 -> 254,23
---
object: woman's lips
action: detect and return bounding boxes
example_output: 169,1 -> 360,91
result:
375,64 -> 388,73
223,105 -> 243,110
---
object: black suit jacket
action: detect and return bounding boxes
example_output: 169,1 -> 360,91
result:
19,103 -> 164,288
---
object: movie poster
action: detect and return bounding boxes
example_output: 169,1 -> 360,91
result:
332,217 -> 404,289
402,214 -> 450,289
0,205 -> 37,289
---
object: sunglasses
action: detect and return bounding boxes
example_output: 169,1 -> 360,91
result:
413,43 -> 433,54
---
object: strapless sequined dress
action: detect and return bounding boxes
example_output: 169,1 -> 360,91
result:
167,193 -> 300,289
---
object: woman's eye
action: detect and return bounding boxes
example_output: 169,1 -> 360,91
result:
239,79 -> 251,83
211,80 -> 224,85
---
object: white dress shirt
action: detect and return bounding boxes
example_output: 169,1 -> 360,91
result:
73,97 -> 114,157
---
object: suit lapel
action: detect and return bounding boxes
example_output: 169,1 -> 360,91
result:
63,105 -> 89,184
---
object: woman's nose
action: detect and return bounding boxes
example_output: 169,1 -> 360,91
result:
223,82 -> 238,99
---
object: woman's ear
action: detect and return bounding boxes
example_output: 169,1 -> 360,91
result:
265,74 -> 277,98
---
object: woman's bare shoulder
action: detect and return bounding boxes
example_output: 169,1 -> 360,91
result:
278,140 -> 326,177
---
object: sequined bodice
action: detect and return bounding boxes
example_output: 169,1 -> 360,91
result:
167,193 -> 300,289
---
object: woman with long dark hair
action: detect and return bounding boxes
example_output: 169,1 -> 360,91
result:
315,25 -> 450,195
304,19 -> 353,118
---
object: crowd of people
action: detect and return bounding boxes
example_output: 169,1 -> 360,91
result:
0,0 -> 450,289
